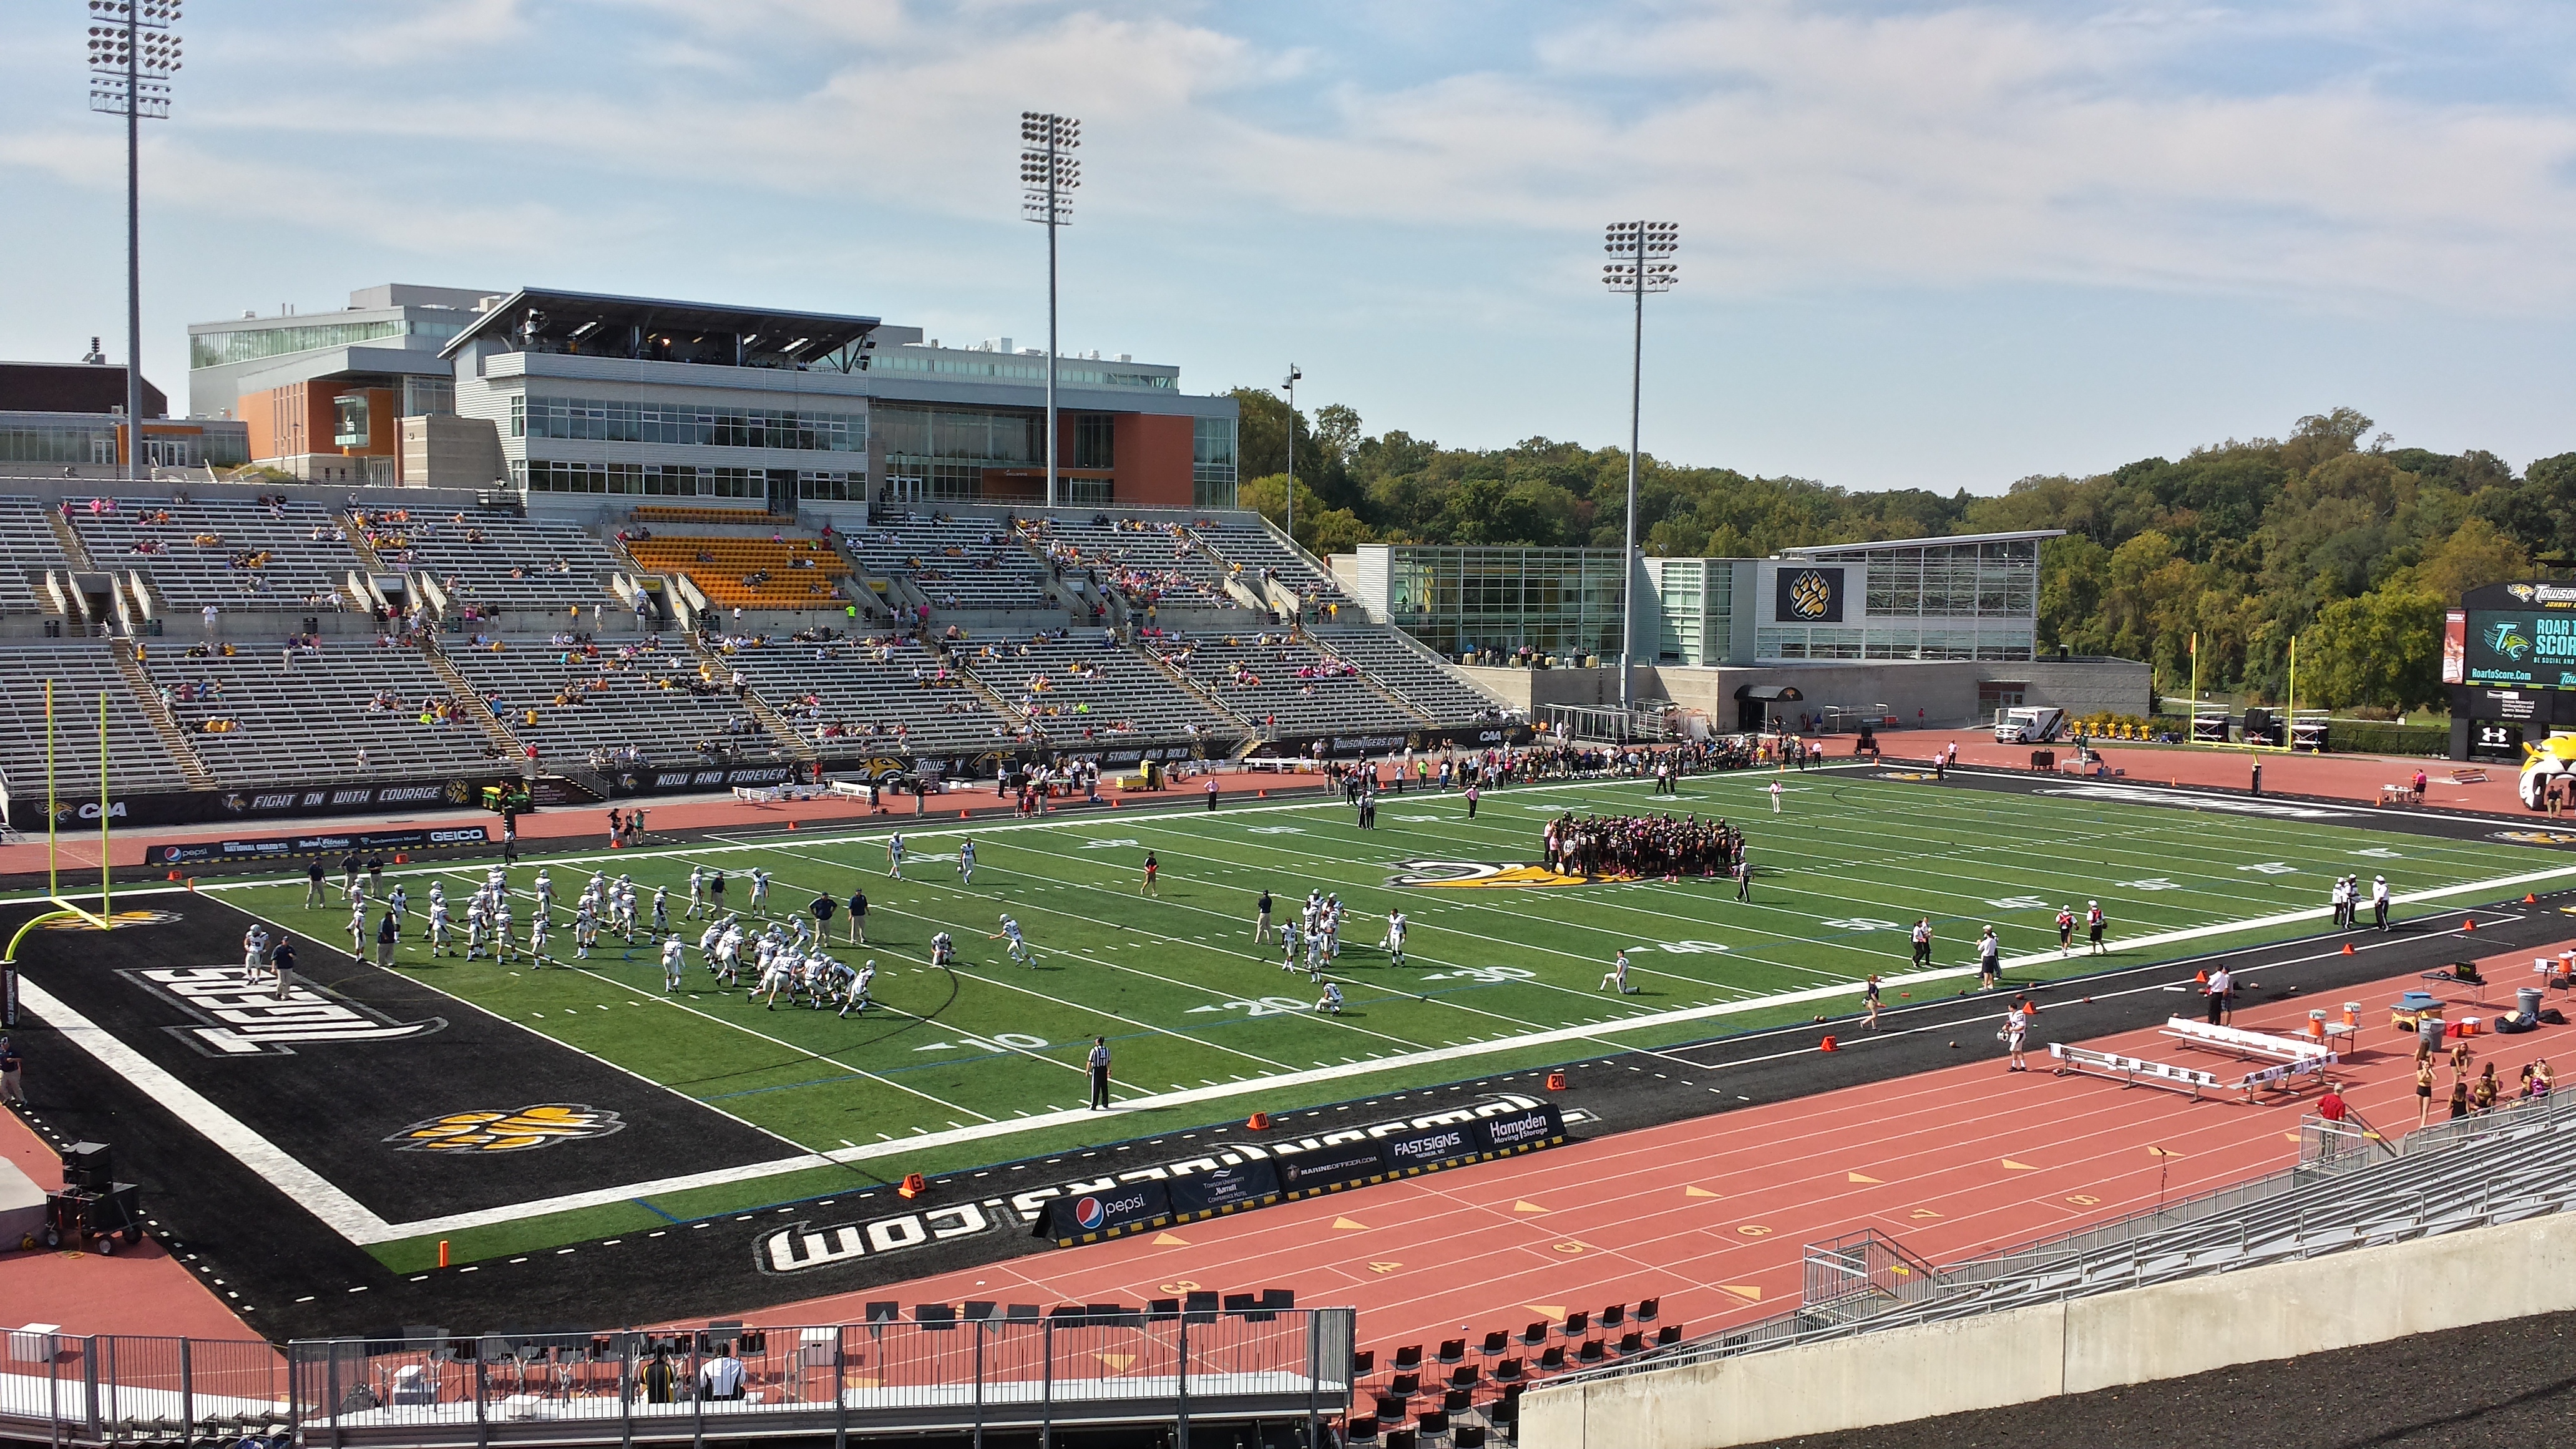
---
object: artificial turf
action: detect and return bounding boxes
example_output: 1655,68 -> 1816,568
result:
92,765 -> 2576,1269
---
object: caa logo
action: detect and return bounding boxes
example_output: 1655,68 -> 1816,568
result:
1075,1196 -> 1108,1231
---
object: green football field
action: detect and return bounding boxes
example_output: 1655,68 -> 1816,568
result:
140,767 -> 2576,1267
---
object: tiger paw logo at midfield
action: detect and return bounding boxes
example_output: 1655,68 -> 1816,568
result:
1786,569 -> 1834,620
1388,859 -> 1617,889
385,1103 -> 627,1153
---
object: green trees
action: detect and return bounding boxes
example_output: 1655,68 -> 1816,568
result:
1212,388 -> 2552,711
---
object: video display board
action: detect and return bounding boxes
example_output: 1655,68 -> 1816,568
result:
2446,582 -> 2576,691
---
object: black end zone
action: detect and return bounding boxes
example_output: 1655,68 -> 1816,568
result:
0,897 -> 799,1329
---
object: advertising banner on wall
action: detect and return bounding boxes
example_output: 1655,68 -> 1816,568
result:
2457,582 -> 2576,691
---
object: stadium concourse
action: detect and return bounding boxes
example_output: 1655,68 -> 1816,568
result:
705,939 -> 2576,1372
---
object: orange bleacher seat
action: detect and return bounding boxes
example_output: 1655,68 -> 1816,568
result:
625,535 -> 852,610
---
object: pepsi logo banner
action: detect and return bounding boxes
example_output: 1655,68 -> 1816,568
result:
1039,1180 -> 1170,1244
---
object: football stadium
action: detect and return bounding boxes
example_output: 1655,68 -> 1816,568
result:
10,8 -> 2576,1448
2,470 -> 2575,1448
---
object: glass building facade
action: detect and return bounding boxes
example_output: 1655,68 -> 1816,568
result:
188,316 -> 469,369
1193,416 -> 1237,509
1755,535 -> 2040,662
1369,545 -> 1628,660
1350,532 -> 2051,668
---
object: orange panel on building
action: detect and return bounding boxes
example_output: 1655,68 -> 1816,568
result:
240,381 -> 398,464
1115,412 -> 1195,508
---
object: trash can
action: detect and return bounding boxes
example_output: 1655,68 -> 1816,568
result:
2417,1015 -> 2445,1057
2519,986 -> 2545,1027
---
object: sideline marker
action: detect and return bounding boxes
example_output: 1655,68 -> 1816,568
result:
2464,918 -> 2478,932
897,1172 -> 927,1199
1818,1035 -> 1839,1053
437,1240 -> 449,1268
1247,1111 -> 1271,1131
2527,893 -> 2540,904
1545,1070 -> 1568,1091
2341,942 -> 2356,955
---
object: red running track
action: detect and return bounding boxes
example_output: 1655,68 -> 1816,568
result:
736,949 -> 2576,1364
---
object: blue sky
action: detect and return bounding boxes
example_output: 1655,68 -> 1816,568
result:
3,1 -> 2573,492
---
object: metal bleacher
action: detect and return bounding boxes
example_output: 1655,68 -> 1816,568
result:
1156,633 -> 1425,736
1189,517 -> 1347,603
65,497 -> 363,614
143,646 -> 504,786
0,641 -> 192,799
952,632 -> 1242,746
1552,1088 -> 2576,1388
438,638 -> 784,766
1032,518 -> 1248,612
1312,627 -> 1510,726
0,496 -> 78,613
841,517 -> 1059,613
716,636 -> 1017,755
359,509 -> 628,617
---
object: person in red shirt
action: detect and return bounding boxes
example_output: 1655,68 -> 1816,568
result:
2318,1080 -> 2348,1122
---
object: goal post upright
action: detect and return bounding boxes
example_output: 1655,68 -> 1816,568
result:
36,680 -> 117,932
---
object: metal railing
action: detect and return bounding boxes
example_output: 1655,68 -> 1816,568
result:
1545,1088 -> 2576,1389
1,1332 -> 293,1446
2,1308 -> 1352,1448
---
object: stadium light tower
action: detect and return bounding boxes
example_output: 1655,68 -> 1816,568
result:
89,0 -> 182,483
1020,111 -> 1080,509
1281,364 -> 1302,544
1603,220 -> 1677,717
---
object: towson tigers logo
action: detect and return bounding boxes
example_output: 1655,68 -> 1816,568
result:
1787,569 -> 1833,619
1388,859 -> 1611,889
385,1103 -> 627,1154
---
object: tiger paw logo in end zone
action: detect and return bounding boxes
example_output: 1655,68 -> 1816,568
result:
385,1103 -> 626,1153
2496,830 -> 2576,846
1388,859 -> 1612,889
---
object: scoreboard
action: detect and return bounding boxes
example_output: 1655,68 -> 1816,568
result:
2445,582 -> 2576,691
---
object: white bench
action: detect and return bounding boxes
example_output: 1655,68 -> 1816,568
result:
2160,1017 -> 2338,1065
2049,1043 -> 2221,1099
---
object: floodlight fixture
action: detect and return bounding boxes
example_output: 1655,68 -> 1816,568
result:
1019,112 -> 1083,507
87,0 -> 182,481
1603,221 -> 1679,715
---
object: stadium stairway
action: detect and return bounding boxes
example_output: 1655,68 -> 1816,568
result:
334,513 -> 389,573
931,637 -> 1037,733
417,638 -> 534,763
42,508 -> 96,571
108,637 -> 215,789
1138,640 -> 1261,733
685,632 -> 821,761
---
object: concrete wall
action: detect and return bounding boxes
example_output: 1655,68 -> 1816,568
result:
1456,665 -> 1622,713
2019,657 -> 2156,720
1521,1211 -> 2576,1449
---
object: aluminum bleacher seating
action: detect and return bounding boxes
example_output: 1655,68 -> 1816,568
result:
951,632 -> 1241,745
356,509 -> 627,617
0,497 -> 77,613
843,517 -> 1058,613
623,535 -> 854,612
1312,627 -> 1510,726
439,637 -> 782,766
716,635 -> 1017,754
0,642 -> 192,798
66,496 -> 362,615
1186,518 -> 1346,603
1030,518 -> 1247,612
143,643 -> 504,785
1156,632 -> 1425,736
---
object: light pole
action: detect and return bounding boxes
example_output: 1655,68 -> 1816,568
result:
1020,112 -> 1080,510
1280,364 -> 1301,544
1603,221 -> 1677,717
88,1 -> 182,482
